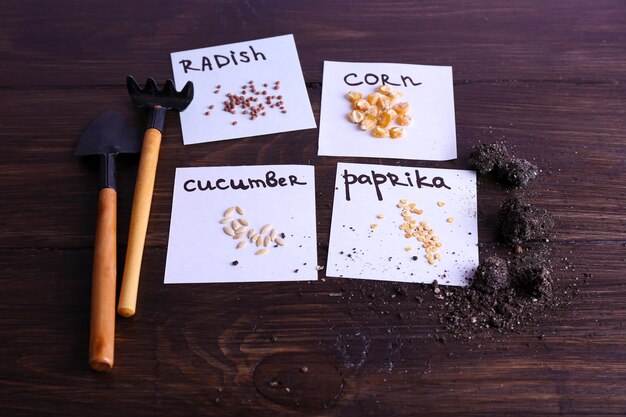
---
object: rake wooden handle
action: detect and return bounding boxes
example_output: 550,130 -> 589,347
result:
89,187 -> 117,372
118,128 -> 162,318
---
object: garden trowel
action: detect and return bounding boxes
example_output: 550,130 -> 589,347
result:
75,111 -> 140,371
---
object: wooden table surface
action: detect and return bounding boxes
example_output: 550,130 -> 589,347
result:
2,1 -> 625,416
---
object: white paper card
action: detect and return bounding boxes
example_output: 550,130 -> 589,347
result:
318,61 -> 457,161
164,165 -> 318,283
327,162 -> 477,286
171,35 -> 316,145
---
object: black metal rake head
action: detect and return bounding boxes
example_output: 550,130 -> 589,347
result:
126,75 -> 194,111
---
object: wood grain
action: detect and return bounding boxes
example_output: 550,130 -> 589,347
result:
1,0 -> 625,416
0,242 -> 624,416
88,187 -> 117,372
119,128 -> 163,318
1,0 -> 625,86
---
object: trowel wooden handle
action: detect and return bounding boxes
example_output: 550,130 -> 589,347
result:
89,187 -> 117,372
118,128 -> 162,318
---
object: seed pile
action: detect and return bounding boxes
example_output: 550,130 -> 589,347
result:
396,199 -> 443,265
220,206 -> 286,257
204,80 -> 287,123
346,85 -> 411,139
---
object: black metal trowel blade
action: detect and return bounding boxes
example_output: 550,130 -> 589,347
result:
75,111 -> 140,190
75,111 -> 140,157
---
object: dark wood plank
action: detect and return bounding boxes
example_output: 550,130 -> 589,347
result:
0,242 -> 623,416
0,0 -> 625,87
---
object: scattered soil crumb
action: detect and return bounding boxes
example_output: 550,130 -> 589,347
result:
470,142 -> 537,188
469,142 -> 509,174
439,248 -> 569,340
498,159 -> 538,188
511,260 -> 553,299
472,256 -> 509,293
498,197 -> 554,245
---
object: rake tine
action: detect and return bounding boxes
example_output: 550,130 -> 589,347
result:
162,79 -> 177,96
143,78 -> 159,95
180,81 -> 194,99
126,75 -> 141,96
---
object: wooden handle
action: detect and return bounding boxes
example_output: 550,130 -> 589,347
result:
118,128 -> 162,318
89,187 -> 117,372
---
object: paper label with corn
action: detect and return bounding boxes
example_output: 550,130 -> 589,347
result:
318,61 -> 457,161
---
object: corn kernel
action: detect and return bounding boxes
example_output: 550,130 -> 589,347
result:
366,106 -> 382,118
389,127 -> 405,139
353,98 -> 370,111
360,114 -> 377,130
347,91 -> 362,103
396,114 -> 412,126
378,109 -> 397,128
393,102 -> 410,115
377,85 -> 393,96
367,93 -> 383,105
388,90 -> 404,100
376,95 -> 391,110
372,126 -> 388,138
378,112 -> 392,128
347,109 -> 365,124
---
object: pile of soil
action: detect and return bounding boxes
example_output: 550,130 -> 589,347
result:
437,248 -> 572,340
434,142 -> 577,341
